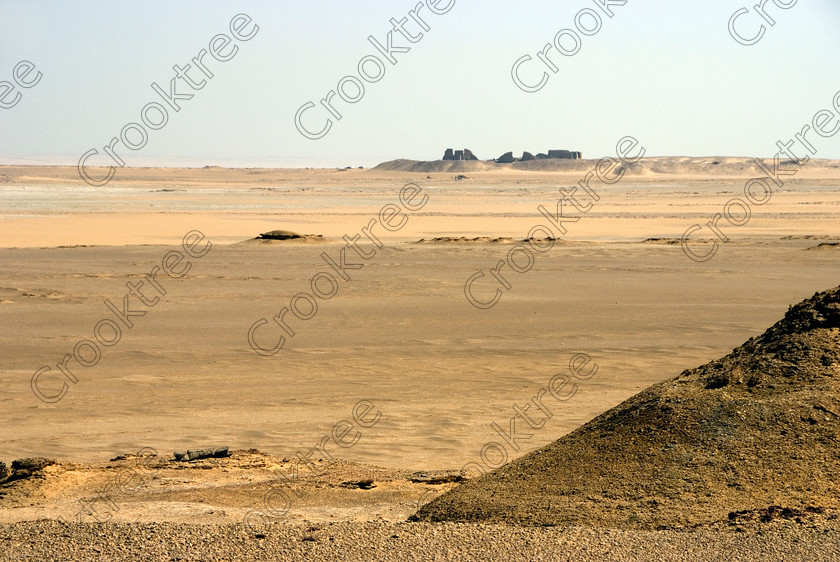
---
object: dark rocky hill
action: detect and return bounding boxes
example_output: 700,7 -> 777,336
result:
412,285 -> 840,529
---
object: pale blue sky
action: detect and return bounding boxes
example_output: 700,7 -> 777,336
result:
1,0 -> 839,167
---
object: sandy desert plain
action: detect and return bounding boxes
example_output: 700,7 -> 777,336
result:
1,157 -> 840,560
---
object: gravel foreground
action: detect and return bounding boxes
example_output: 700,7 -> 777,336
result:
2,520 -> 840,561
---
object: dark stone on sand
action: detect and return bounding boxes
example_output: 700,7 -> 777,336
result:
256,230 -> 304,240
409,471 -> 465,485
173,447 -> 230,462
339,479 -> 376,490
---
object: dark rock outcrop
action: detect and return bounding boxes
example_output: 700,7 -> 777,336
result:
520,151 -> 535,161
413,285 -> 840,529
11,458 -> 55,472
1,457 -> 56,484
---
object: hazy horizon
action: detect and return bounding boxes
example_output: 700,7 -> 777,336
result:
2,0 -> 840,169
5,153 -> 839,170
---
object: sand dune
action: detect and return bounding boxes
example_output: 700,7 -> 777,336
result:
6,156 -> 839,192
375,156 -> 840,177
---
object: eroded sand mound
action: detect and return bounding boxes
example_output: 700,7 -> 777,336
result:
373,159 -> 499,173
413,285 -> 840,529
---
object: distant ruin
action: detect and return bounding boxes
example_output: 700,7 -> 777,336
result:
442,148 -> 479,161
439,148 -> 581,163
497,149 -> 581,163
